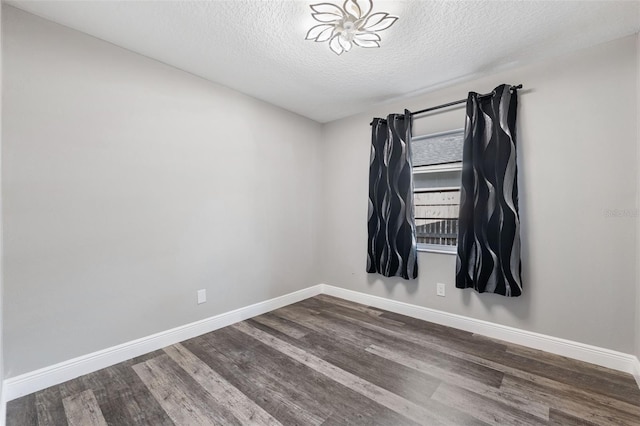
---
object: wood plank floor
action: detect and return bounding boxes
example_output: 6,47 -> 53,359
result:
7,295 -> 640,425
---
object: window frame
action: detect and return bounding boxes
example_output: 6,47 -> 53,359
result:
411,129 -> 464,255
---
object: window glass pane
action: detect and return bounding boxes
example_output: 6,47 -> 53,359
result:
411,128 -> 463,249
413,170 -> 461,188
414,188 -> 460,247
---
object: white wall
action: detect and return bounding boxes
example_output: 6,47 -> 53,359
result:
319,35 -> 638,354
0,0 -> 4,416
2,6 -> 322,377
636,33 -> 640,362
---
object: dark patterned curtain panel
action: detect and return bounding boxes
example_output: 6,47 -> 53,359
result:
367,110 -> 418,280
456,84 -> 522,296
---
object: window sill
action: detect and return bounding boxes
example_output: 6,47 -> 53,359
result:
417,245 -> 457,255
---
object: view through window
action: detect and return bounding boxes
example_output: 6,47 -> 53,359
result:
412,129 -> 463,250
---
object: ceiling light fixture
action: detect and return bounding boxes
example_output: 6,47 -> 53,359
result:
305,0 -> 398,55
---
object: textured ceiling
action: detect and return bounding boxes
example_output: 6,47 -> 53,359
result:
7,0 -> 640,123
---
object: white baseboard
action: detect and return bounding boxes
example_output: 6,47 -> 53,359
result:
4,282 -> 639,405
320,284 -> 640,376
3,285 -> 323,402
633,356 -> 640,389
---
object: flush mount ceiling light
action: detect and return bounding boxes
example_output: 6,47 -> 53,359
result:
305,0 -> 398,55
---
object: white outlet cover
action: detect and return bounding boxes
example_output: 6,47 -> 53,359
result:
197,289 -> 207,304
436,283 -> 446,297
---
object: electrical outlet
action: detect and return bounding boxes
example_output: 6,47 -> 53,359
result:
436,283 -> 446,297
197,289 -> 207,304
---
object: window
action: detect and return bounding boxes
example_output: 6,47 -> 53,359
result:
412,129 -> 463,253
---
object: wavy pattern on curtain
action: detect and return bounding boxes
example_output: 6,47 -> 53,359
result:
456,84 -> 523,296
367,110 -> 418,280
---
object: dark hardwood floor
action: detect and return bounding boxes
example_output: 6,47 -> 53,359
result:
6,295 -> 640,425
